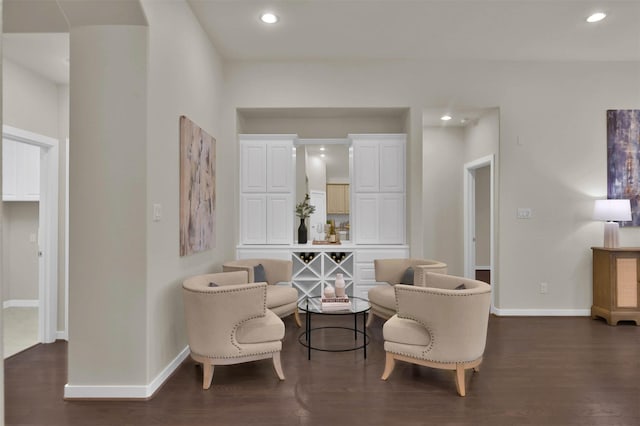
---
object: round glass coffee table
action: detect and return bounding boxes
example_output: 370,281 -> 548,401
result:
297,296 -> 370,360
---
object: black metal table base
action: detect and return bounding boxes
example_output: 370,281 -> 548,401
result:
299,311 -> 370,360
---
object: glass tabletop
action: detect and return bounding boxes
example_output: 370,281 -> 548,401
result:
298,296 -> 370,314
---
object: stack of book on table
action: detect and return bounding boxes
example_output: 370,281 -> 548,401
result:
321,296 -> 352,312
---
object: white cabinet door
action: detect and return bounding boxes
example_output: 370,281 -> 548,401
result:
240,142 -> 267,193
353,142 -> 379,192
20,142 -> 40,201
266,143 -> 293,193
354,193 -> 379,244
378,193 -> 405,244
2,139 -> 40,201
379,140 -> 405,193
266,194 -> 292,244
2,138 -> 18,201
240,194 -> 267,244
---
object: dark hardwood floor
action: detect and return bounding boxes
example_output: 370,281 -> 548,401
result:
5,315 -> 640,425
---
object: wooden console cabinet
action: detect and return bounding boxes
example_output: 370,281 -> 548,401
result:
591,247 -> 640,325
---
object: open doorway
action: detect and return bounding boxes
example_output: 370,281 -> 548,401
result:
464,155 -> 495,311
3,126 -> 59,357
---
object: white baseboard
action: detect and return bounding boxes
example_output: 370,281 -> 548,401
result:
64,346 -> 190,399
56,330 -> 68,341
3,299 -> 39,309
493,308 -> 591,317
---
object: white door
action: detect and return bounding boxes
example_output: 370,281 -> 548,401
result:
354,193 -> 379,244
379,140 -> 405,193
267,194 -> 292,244
241,194 -> 267,244
240,142 -> 267,193
353,142 -> 379,192
378,193 -> 405,244
266,142 -> 293,193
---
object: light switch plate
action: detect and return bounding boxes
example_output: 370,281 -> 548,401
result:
517,208 -> 533,219
153,204 -> 162,222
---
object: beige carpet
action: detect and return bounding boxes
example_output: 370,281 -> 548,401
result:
3,307 -> 39,358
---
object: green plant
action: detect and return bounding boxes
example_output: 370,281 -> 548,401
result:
295,193 -> 316,219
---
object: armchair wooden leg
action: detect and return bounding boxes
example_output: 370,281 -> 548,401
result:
272,352 -> 285,380
293,309 -> 302,328
381,353 -> 396,380
454,364 -> 466,397
365,312 -> 374,328
202,362 -> 214,390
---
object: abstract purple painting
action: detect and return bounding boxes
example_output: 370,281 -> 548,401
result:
607,109 -> 640,226
180,116 -> 216,255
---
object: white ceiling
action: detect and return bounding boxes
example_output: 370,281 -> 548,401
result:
188,0 -> 640,61
2,1 -> 639,89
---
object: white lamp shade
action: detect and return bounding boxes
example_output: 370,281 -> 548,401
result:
593,199 -> 632,221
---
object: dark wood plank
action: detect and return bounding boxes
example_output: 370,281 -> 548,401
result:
475,269 -> 490,284
5,316 -> 640,425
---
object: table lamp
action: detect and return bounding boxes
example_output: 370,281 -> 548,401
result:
593,199 -> 631,248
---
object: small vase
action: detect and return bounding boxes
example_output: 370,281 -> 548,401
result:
324,284 -> 335,299
335,273 -> 346,297
298,218 -> 308,244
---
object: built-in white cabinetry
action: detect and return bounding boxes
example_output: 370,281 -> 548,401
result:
2,138 -> 40,201
351,134 -> 405,244
291,250 -> 354,300
239,135 -> 295,244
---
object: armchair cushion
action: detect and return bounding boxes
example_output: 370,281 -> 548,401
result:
383,315 -> 430,346
267,285 -> 298,308
368,285 -> 396,313
236,309 -> 285,344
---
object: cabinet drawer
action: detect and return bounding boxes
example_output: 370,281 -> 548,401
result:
356,248 -> 409,263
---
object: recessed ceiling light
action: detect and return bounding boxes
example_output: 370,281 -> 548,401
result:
320,147 -> 325,151
320,154 -> 326,158
260,12 -> 279,24
586,12 -> 606,23
441,115 -> 452,121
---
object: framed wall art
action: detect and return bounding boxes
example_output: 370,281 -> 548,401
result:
179,116 -> 216,256
607,109 -> 640,226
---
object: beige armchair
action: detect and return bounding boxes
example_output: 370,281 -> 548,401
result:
223,259 -> 301,327
183,271 -> 285,389
381,272 -> 491,396
367,258 -> 447,326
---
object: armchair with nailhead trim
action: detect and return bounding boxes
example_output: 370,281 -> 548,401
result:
182,271 -> 285,389
381,272 -> 491,396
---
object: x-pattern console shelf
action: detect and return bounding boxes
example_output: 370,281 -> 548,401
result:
292,250 -> 354,301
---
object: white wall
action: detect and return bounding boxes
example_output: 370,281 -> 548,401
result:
223,59 -> 640,312
68,24 -> 148,387
1,0 -> 6,417
3,57 -> 68,331
2,59 -> 58,139
141,0 -> 227,382
2,202 -> 38,301
57,84 -> 68,332
423,126 -> 465,275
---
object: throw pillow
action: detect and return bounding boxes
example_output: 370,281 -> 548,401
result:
454,283 -> 466,290
208,282 -> 218,287
400,267 -> 414,285
254,263 -> 267,283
